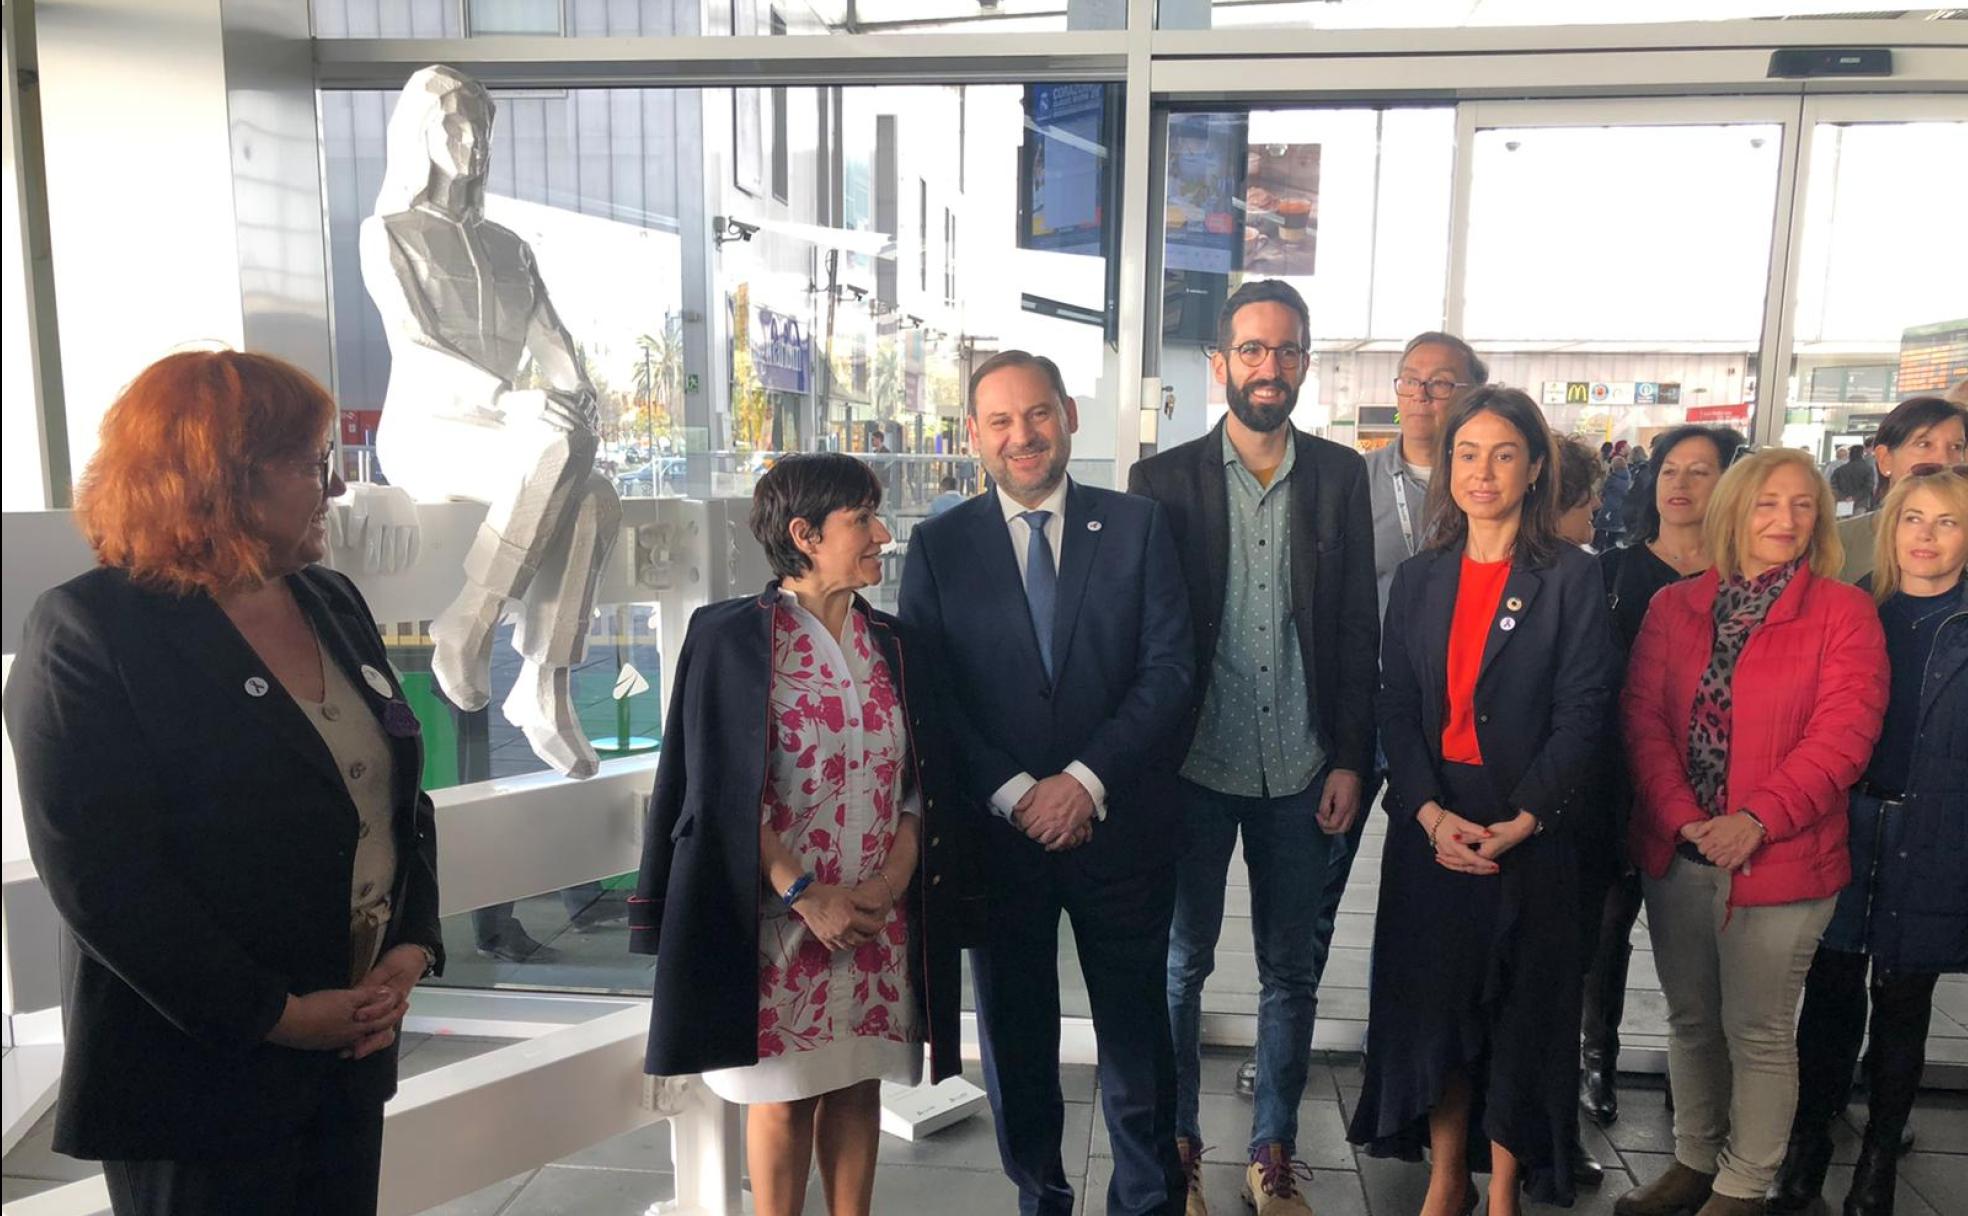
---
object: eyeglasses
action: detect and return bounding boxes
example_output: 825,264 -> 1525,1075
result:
1393,376 -> 1471,401
283,445 -> 336,493
1215,341 -> 1310,371
1906,462 -> 1968,478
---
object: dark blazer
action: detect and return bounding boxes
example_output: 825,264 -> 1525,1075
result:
628,586 -> 979,1080
2,565 -> 442,1160
1379,544 -> 1621,828
1128,418 -> 1380,776
898,479 -> 1194,882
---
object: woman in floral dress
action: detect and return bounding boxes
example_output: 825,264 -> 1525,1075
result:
631,453 -> 973,1216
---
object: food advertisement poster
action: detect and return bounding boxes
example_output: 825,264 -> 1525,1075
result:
1241,143 -> 1320,276
1164,113 -> 1247,275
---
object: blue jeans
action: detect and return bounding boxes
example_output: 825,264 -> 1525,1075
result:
1166,772 -> 1333,1157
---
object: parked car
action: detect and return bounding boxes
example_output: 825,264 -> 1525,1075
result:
617,456 -> 686,497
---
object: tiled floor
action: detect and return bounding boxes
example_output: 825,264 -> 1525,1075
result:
10,1038 -> 1967,1213
404,1049 -> 1968,1215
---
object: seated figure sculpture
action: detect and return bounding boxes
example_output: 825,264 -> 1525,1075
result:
362,64 -> 621,778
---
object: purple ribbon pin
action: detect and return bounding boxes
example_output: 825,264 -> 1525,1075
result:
382,699 -> 422,739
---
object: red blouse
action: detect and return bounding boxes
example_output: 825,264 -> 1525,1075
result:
1442,555 -> 1512,764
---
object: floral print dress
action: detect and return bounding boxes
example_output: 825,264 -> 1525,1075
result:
700,593 -> 921,1104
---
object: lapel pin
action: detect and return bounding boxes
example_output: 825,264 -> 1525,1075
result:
1506,596 -> 1524,612
382,700 -> 422,739
244,676 -> 269,698
1499,617 -> 1517,632
360,664 -> 395,698
1087,520 -> 1102,532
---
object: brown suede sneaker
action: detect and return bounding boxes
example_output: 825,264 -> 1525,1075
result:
1176,1136 -> 1210,1216
1614,1162 -> 1717,1216
1243,1143 -> 1314,1215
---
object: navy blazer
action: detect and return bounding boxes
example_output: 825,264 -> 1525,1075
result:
2,565 -> 442,1160
1379,543 -> 1621,827
1129,419 -> 1380,776
628,586 -> 980,1080
899,479 -> 1195,881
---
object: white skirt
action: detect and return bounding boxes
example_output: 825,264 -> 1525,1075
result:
701,1036 -> 923,1105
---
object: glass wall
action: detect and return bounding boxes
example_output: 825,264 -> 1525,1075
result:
1157,1 -> 1954,32
1460,119 -> 1784,450
321,77 -> 1121,992
1782,119 -> 1968,459
1156,106 -> 1456,452
313,0 -> 1124,38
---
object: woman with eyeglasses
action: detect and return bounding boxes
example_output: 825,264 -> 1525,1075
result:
2,351 -> 444,1215
1773,466 -> 1968,1216
1349,387 -> 1621,1216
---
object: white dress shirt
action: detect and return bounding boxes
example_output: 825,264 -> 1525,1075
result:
990,480 -> 1108,821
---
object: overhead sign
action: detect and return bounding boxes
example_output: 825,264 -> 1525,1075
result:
1545,381 -> 1684,409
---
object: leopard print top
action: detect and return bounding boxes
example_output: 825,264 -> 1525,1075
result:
1684,558 -> 1801,820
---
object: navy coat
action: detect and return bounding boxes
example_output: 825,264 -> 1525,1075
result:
898,479 -> 1194,884
629,586 -> 980,1079
2,566 -> 442,1159
1379,543 -> 1622,831
1822,592 -> 1968,972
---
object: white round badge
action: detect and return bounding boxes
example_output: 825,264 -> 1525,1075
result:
1499,617 -> 1517,632
1087,520 -> 1103,532
244,676 -> 270,697
360,664 -> 394,698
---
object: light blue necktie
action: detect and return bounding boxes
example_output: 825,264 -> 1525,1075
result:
1019,510 -> 1057,678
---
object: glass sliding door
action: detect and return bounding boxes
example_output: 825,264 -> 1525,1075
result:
1455,101 -> 1793,453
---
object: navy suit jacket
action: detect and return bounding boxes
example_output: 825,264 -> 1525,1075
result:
899,479 -> 1194,882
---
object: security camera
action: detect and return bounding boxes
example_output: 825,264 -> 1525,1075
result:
712,216 -> 760,247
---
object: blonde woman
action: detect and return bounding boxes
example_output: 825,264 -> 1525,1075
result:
1776,467 -> 1968,1216
1617,449 -> 1888,1216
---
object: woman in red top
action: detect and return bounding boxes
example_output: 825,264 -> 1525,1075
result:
1616,449 -> 1887,1216
1348,388 -> 1620,1216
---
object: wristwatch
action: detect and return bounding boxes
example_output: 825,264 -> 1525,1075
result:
414,944 -> 439,978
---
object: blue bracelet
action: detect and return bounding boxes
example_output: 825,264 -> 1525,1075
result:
781,874 -> 815,909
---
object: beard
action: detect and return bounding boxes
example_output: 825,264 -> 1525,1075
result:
1225,372 -> 1297,433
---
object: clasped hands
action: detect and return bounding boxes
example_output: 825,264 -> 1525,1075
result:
1013,773 -> 1096,852
1678,812 -> 1764,873
1418,800 -> 1539,876
264,942 -> 428,1061
792,874 -> 900,954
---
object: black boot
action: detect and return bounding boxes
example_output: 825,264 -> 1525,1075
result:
1768,1131 -> 1833,1214
1581,1051 -> 1619,1125
1843,1134 -> 1896,1216
1572,1125 -> 1607,1189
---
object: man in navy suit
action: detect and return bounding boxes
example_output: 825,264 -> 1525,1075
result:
901,351 -> 1194,1216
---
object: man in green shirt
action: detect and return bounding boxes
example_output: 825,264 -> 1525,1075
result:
1130,280 -> 1380,1216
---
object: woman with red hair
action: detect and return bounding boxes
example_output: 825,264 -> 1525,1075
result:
3,350 -> 443,1216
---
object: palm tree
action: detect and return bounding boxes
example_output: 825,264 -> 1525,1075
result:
631,320 -> 685,448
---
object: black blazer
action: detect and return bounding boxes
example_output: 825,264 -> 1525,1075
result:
1129,419 -> 1380,776
898,480 -> 1194,882
628,586 -> 980,1080
1379,544 -> 1621,827
2,565 -> 442,1160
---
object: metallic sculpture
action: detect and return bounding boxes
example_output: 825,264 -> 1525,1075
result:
361,65 -> 621,778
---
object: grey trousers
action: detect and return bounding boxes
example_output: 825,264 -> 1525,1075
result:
1643,857 -> 1834,1199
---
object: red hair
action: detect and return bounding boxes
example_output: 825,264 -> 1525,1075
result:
75,350 -> 337,596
